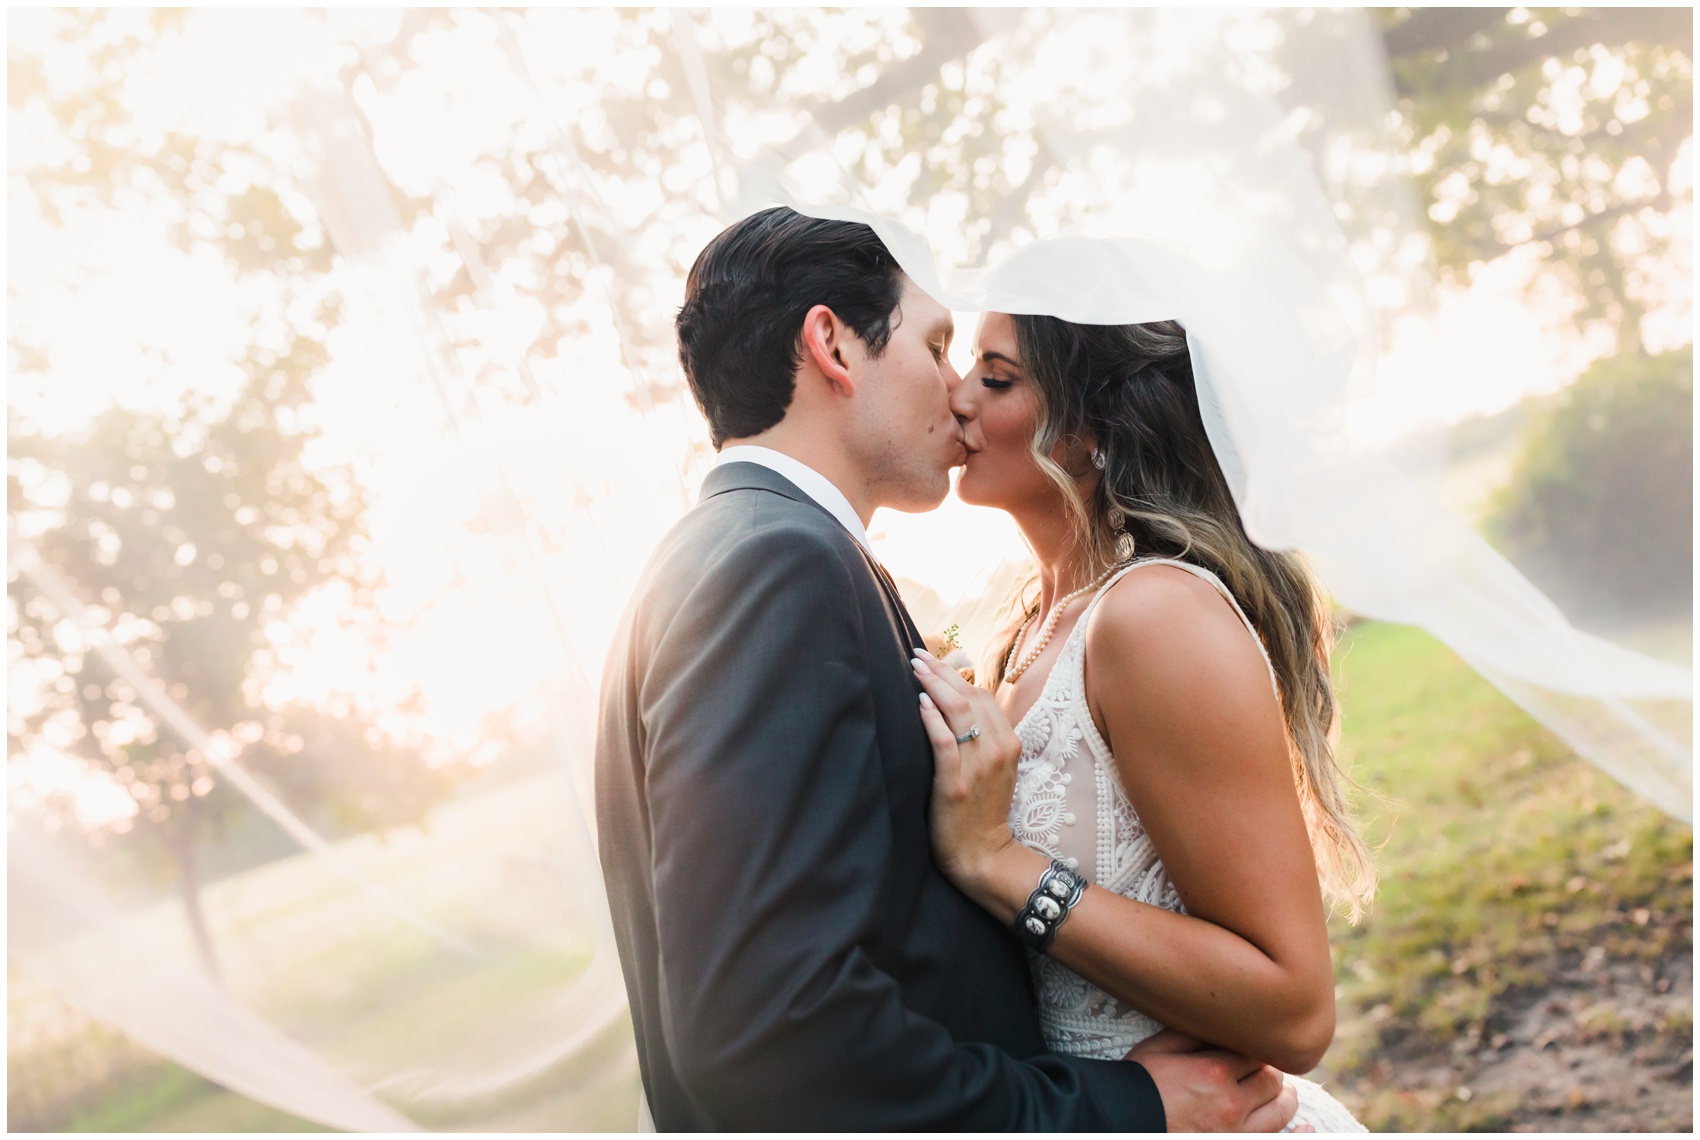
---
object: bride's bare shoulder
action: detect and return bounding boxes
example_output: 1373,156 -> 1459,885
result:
1082,563 -> 1275,716
1084,562 -> 1240,647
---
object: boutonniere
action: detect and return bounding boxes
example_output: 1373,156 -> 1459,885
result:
923,623 -> 976,686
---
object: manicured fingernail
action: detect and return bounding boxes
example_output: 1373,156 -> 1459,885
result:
919,692 -> 935,709
911,657 -> 927,672
915,646 -> 935,660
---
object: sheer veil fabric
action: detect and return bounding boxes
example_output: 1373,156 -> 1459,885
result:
8,9 -> 1689,1131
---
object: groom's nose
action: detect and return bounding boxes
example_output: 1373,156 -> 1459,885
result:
942,359 -> 966,397
947,372 -> 975,419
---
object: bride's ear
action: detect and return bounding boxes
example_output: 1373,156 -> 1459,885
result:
799,304 -> 855,397
1055,433 -> 1102,479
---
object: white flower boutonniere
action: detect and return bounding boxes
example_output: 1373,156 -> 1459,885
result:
923,623 -> 976,686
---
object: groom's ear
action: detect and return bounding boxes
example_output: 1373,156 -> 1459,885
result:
799,303 -> 856,397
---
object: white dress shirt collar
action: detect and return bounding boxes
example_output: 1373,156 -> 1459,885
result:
714,445 -> 872,552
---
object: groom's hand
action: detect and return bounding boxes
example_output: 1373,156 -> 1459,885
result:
1127,1030 -> 1299,1132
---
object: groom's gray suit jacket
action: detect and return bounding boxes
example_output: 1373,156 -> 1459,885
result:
595,461 -> 1165,1130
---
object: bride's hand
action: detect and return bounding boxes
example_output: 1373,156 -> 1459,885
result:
912,646 -> 1022,891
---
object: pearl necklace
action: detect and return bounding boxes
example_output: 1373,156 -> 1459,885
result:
1003,565 -> 1119,685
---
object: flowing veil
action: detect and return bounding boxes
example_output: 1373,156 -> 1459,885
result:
8,9 -> 1689,1131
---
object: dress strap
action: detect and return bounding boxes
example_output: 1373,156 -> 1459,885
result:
1082,558 -> 1281,700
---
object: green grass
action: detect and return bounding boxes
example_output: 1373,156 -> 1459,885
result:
10,773 -> 629,1132
62,1064 -> 328,1133
1321,621 -> 1693,1130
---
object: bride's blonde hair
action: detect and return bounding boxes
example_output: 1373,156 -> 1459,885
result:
984,315 -> 1375,921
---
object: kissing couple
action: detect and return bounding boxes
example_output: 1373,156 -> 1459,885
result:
596,207 -> 1370,1131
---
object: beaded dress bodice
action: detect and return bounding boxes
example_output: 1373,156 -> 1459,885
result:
1006,560 -> 1244,1059
1005,559 -> 1365,1132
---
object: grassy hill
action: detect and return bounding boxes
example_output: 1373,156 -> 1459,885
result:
1317,621 -> 1692,1130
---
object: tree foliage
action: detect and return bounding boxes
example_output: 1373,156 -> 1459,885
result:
1381,8 -> 1693,349
7,12 -> 335,276
1487,346 -> 1693,622
7,336 -> 448,841
360,9 -> 1018,421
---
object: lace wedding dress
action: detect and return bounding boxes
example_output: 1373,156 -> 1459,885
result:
1007,558 -> 1365,1132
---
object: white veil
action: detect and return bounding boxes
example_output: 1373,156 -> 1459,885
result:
8,8 -> 1689,1132
721,7 -> 1690,816
764,182 -> 1693,816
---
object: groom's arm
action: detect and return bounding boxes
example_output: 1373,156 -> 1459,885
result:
639,523 -> 1163,1130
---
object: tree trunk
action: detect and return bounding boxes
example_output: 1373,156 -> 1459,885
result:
167,805 -> 223,986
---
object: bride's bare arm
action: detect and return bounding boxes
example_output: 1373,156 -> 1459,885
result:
916,567 -> 1335,1075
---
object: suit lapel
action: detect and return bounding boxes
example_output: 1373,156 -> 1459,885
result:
862,551 -> 925,652
705,460 -> 926,649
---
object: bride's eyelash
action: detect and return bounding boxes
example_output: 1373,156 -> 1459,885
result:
981,376 -> 1014,390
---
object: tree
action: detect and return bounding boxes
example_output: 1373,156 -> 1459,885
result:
1487,346 -> 1692,624
1380,8 -> 1693,351
7,349 -> 458,978
8,10 -> 453,979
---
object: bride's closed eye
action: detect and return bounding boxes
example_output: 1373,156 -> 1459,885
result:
980,374 -> 1014,391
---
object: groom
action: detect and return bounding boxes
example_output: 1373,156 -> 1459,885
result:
596,207 -> 1297,1130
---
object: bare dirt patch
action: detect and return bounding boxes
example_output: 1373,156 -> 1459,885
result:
1325,935 -> 1692,1132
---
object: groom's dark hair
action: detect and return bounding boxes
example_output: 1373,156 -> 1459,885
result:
677,206 -> 905,448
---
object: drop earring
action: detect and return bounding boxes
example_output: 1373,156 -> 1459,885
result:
1089,447 -> 1106,470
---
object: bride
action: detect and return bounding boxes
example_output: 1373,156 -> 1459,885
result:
912,310 -> 1371,1131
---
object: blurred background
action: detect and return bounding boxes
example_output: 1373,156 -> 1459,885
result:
6,8 -> 1691,1132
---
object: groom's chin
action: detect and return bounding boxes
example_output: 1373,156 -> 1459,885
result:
888,471 -> 954,514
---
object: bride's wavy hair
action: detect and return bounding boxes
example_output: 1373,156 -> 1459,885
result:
986,315 -> 1376,920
